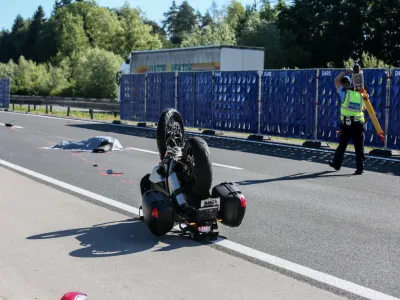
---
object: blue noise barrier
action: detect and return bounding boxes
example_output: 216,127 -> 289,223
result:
261,69 -> 316,139
194,72 -> 213,129
0,79 -> 10,109
177,72 -> 195,127
213,71 -> 259,133
119,74 -> 145,121
146,73 -> 162,122
389,69 -> 400,149
118,68 -> 397,150
161,72 -> 175,113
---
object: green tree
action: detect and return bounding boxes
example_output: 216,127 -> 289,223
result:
9,15 -> 30,62
72,47 -> 122,99
115,3 -> 162,58
53,9 -> 90,60
85,6 -> 122,54
181,21 -> 236,47
162,0 -> 197,45
24,6 -> 47,62
225,0 -> 245,30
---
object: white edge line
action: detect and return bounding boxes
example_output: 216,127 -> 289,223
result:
0,157 -> 398,300
2,110 -> 400,163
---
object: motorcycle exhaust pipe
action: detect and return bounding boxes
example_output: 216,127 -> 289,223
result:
167,159 -> 187,207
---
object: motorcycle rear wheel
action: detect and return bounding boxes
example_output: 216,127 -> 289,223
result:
182,136 -> 213,203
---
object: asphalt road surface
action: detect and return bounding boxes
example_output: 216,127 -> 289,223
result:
0,111 -> 399,300
0,167 -> 349,300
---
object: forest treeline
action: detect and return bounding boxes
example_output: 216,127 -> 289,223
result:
0,0 -> 396,99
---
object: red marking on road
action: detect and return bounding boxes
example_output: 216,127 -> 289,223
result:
121,180 -> 127,183
101,172 -> 122,177
128,180 -> 136,184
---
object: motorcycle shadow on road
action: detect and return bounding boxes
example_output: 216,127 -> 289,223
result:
235,171 -> 352,186
26,218 -> 200,258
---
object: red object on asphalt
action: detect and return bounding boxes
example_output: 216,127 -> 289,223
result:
60,292 -> 88,300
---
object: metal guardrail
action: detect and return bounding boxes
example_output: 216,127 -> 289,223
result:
10,95 -> 120,119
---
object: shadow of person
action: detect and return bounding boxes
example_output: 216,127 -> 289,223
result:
236,171 -> 352,186
26,218 -> 200,258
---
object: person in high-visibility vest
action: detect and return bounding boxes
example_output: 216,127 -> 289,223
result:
329,69 -> 366,175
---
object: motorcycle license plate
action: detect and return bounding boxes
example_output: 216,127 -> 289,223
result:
200,198 -> 220,210
197,226 -> 211,233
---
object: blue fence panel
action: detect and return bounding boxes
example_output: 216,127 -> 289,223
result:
317,69 -> 346,142
0,79 -> 10,109
363,69 -> 387,147
261,69 -> 316,139
177,72 -> 195,127
119,74 -> 146,121
317,69 -> 387,147
146,73 -> 162,122
161,72 -> 175,112
388,69 -> 400,149
194,72 -> 213,129
119,74 -> 133,121
213,71 -> 259,133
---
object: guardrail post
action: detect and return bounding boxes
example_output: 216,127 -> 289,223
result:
28,104 -> 30,112
34,104 -> 36,110
175,72 -> 178,110
258,70 -> 262,135
144,73 -> 148,122
89,109 -> 93,119
211,71 -> 214,130
384,68 -> 391,149
12,103 -> 14,110
46,105 -> 48,114
67,106 -> 70,117
314,69 -> 320,141
50,105 -> 52,113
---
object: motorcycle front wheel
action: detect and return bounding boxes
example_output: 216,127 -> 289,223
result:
156,108 -> 185,160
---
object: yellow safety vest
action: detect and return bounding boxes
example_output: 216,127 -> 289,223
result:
341,90 -> 365,122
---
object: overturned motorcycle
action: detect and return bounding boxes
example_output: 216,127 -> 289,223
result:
138,108 -> 246,241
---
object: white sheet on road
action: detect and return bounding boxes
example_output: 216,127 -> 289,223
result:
42,136 -> 123,152
0,166 -> 346,300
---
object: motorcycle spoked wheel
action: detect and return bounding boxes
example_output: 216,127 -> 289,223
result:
156,108 -> 185,160
181,136 -> 213,204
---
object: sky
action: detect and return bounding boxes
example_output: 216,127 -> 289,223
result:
0,0 -> 257,31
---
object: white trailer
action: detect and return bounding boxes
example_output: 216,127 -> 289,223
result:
128,45 -> 265,73
116,45 -> 265,101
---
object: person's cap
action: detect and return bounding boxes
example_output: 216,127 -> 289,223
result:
340,76 -> 351,84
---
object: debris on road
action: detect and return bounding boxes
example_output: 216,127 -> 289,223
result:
42,136 -> 123,153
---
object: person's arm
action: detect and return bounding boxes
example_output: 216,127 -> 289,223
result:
335,69 -> 353,90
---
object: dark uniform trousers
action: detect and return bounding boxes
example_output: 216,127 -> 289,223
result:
331,117 -> 366,171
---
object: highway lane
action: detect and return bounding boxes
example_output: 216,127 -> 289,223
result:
0,166 -> 348,300
1,111 -> 400,299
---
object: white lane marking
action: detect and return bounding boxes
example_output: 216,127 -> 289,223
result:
126,147 -> 243,170
0,158 -> 398,300
2,110 -> 400,163
0,122 -> 24,129
212,163 -> 243,170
